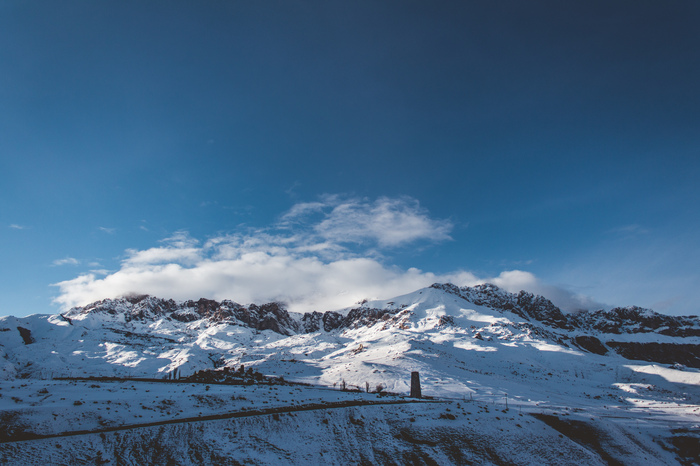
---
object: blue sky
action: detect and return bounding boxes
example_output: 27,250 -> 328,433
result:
2,1 -> 699,316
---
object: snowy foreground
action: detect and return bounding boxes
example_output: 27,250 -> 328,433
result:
1,284 -> 699,464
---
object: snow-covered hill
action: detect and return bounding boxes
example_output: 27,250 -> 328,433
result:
2,283 -> 698,384
1,283 -> 699,464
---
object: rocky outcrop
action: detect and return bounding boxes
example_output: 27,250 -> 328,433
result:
606,342 -> 700,369
431,283 -> 571,329
66,297 -> 401,337
572,336 -> 608,355
430,283 -> 700,337
570,306 -> 700,337
243,303 -> 299,335
71,297 -> 302,335
69,285 -> 699,340
16,327 -> 34,345
63,284 -> 699,373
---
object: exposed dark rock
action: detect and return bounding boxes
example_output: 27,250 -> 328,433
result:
606,342 -> 700,369
58,314 -> 73,325
573,336 -> 608,355
16,327 -> 34,345
431,283 -> 571,329
394,428 -> 438,446
669,429 -> 700,466
569,306 -> 700,337
516,291 -> 571,329
246,302 -> 299,335
431,283 -> 700,337
342,307 -> 398,329
300,311 -> 323,333
71,297 -> 304,335
123,294 -> 149,304
322,311 -> 344,332
182,298 -> 222,319
64,282 -> 700,375
531,414 -> 625,466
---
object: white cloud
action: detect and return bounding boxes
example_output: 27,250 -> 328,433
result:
487,270 -> 603,312
317,197 -> 452,247
9,224 -> 26,230
98,227 -> 116,234
53,196 -> 457,311
280,201 -> 327,223
161,231 -> 199,249
52,238 -> 592,314
124,231 -> 201,266
281,195 -> 453,247
123,248 -> 202,266
52,235 -> 478,312
52,196 -> 595,314
52,257 -> 80,267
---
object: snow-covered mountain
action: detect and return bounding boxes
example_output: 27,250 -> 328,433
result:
1,283 -> 699,464
2,283 -> 699,383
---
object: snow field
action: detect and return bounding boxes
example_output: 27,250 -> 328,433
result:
1,285 -> 699,463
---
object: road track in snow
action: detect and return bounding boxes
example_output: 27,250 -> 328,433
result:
0,398 -> 443,444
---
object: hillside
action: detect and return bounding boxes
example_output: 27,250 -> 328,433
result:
1,283 -> 699,464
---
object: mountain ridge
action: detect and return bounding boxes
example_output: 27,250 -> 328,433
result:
1,280 -> 699,466
1,282 -> 699,385
62,282 -> 700,338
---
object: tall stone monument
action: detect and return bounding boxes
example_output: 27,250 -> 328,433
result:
410,371 -> 421,398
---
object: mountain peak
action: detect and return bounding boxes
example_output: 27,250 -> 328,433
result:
60,283 -> 699,339
429,282 -> 570,329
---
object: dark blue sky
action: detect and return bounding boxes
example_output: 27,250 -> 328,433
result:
2,1 -> 699,316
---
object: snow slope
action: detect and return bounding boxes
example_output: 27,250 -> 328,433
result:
1,283 -> 698,464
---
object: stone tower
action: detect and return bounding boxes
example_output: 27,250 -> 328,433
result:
410,371 -> 421,398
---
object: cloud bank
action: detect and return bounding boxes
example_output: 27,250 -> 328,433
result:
53,196 -> 596,313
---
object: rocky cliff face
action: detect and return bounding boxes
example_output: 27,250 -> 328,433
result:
430,283 -> 572,329
62,283 -> 700,368
68,296 -> 301,335
430,283 -> 700,337
569,306 -> 700,336
67,295 -> 403,336
429,283 -> 700,368
69,284 -> 699,339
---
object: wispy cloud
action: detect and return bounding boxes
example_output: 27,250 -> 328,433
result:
606,224 -> 649,239
285,180 -> 301,196
52,195 -> 595,313
280,201 -> 327,222
9,224 -> 26,230
52,257 -> 80,267
124,232 -> 201,266
281,195 -> 453,247
98,227 -> 116,234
